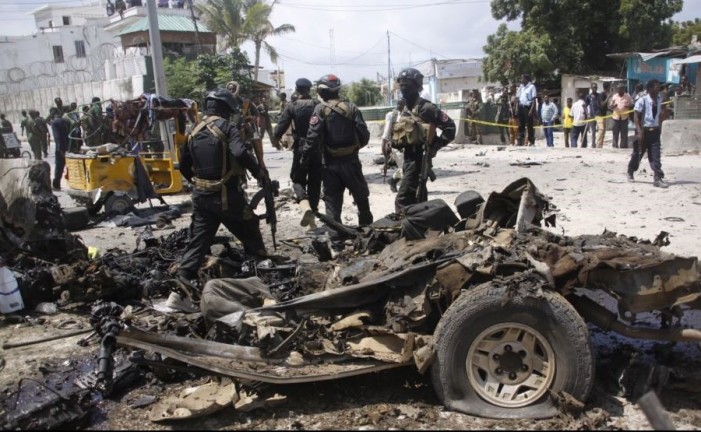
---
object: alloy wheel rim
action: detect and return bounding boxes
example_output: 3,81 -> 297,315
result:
466,322 -> 556,408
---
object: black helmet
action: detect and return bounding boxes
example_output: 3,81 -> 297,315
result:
317,74 -> 341,92
205,88 -> 238,112
295,77 -> 312,90
397,68 -> 424,87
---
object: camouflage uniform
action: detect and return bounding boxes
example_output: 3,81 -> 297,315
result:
466,91 -> 483,144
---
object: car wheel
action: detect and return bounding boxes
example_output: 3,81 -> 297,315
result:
431,277 -> 594,419
104,194 -> 133,215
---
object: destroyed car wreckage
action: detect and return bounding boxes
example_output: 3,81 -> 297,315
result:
2,164 -> 701,423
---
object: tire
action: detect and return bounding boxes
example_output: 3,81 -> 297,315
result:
62,207 -> 91,231
104,194 -> 133,215
21,151 -> 32,159
431,277 -> 594,419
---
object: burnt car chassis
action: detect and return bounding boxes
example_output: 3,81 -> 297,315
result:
99,178 -> 701,420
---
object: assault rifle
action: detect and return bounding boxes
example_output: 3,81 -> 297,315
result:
261,176 -> 278,250
252,137 -> 278,250
416,123 -> 437,201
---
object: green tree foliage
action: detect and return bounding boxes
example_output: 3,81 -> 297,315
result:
482,24 -> 557,85
241,0 -> 295,82
672,18 -> 701,46
345,79 -> 383,107
194,0 -> 245,49
164,49 -> 254,103
483,0 -> 683,82
164,56 -> 199,99
196,0 -> 294,83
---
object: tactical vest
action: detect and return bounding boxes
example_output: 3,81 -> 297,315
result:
319,100 -> 362,157
188,115 -> 245,210
391,104 -> 429,147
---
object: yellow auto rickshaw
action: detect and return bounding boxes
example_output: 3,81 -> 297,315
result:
65,95 -> 199,214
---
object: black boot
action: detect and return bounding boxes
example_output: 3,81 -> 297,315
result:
389,178 -> 399,193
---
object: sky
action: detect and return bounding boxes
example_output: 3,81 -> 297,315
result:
0,0 -> 700,89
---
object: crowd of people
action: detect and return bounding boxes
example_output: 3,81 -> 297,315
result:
1,97 -> 105,190
486,73 -> 695,150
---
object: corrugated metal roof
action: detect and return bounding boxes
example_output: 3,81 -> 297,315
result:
118,15 -> 211,35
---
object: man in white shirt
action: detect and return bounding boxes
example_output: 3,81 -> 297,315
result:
382,98 -> 406,193
569,91 -> 588,148
515,73 -> 537,146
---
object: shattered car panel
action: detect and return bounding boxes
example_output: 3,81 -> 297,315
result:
108,178 -> 701,419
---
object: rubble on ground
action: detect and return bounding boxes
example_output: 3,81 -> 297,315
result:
1,173 -> 701,428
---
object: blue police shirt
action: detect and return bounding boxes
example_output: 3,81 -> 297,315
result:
634,94 -> 663,127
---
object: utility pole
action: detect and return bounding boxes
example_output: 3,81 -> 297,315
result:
146,0 -> 167,97
146,0 -> 171,156
387,30 -> 391,105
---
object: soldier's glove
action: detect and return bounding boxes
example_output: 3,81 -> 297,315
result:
257,168 -> 269,182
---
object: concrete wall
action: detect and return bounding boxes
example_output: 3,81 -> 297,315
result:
661,119 -> 701,154
0,75 -> 146,124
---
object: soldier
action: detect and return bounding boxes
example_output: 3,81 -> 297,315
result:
256,95 -> 280,150
65,102 -> 82,153
273,77 -> 321,228
174,88 -> 268,310
390,67 -> 456,212
466,89 -> 483,144
33,110 -> 50,158
26,111 -> 42,160
82,97 -> 103,147
20,110 -> 28,137
302,74 -> 373,226
49,107 -> 71,191
495,88 -> 511,144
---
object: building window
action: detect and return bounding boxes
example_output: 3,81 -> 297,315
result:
75,40 -> 86,58
48,20 -> 53,28
62,16 -> 71,25
53,45 -> 64,63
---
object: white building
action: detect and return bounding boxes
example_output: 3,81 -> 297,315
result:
0,1 -> 211,124
414,58 -> 501,104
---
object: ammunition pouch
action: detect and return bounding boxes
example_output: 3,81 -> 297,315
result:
192,177 -> 225,192
392,115 -> 428,148
325,144 -> 360,158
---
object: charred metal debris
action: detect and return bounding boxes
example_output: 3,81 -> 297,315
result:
2,176 -> 701,425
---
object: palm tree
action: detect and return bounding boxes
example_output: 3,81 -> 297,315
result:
194,0 -> 245,50
241,0 -> 295,82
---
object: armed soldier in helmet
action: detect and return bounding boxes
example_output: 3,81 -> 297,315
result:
390,67 -> 456,212
302,74 -> 373,226
173,88 -> 268,311
273,77 -> 322,229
